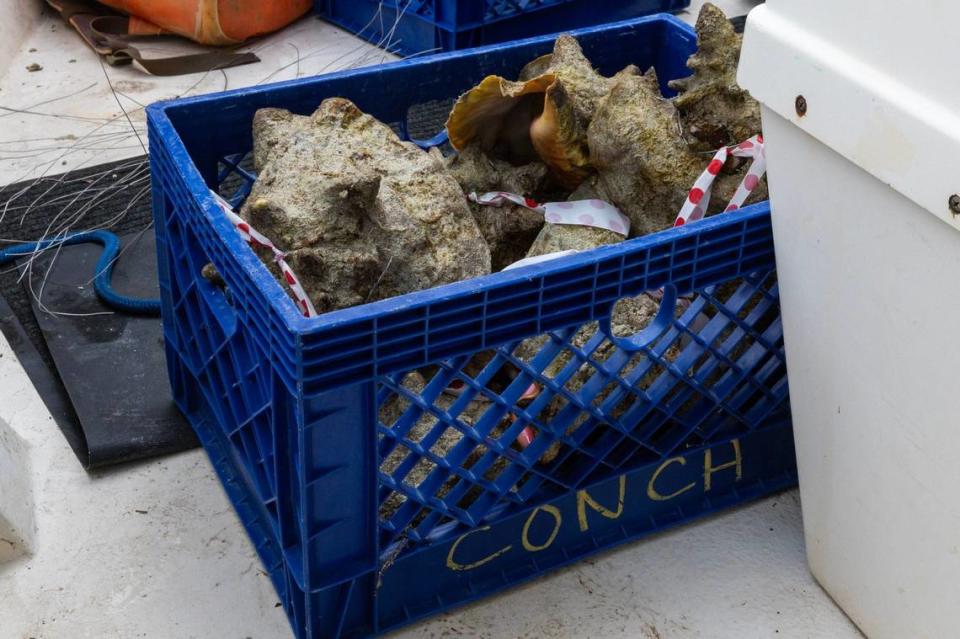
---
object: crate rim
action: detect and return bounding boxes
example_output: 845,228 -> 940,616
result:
147,12 -> 717,337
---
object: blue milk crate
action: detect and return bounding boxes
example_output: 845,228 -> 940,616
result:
316,0 -> 691,57
147,14 -> 795,639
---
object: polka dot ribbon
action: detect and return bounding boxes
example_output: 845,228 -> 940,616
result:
674,134 -> 766,227
445,377 -> 541,449
469,191 -> 631,236
505,383 -> 541,451
211,192 -> 318,318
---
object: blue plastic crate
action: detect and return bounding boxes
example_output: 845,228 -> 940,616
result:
316,0 -> 691,56
147,14 -> 795,639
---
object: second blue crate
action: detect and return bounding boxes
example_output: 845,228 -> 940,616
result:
316,0 -> 691,56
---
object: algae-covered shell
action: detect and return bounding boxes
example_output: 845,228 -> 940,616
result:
667,2 -> 761,150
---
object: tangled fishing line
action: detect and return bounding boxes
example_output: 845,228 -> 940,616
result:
0,4 -> 411,316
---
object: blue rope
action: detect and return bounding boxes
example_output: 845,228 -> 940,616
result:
0,230 -> 161,316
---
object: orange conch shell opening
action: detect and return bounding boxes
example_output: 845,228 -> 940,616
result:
446,35 -> 609,189
446,74 -> 554,159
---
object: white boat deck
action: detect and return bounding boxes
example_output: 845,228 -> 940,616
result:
0,2 -> 863,637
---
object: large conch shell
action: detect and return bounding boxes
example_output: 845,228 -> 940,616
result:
667,2 -> 761,151
446,35 -> 609,188
588,66 -> 765,236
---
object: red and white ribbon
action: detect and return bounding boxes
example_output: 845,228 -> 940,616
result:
674,134 -> 766,227
469,191 -> 630,237
211,192 -> 318,318
445,375 -> 540,449
511,383 -> 541,450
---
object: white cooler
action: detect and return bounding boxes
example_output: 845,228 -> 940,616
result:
739,2 -> 960,637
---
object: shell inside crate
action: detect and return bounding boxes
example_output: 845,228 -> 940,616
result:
148,14 -> 796,639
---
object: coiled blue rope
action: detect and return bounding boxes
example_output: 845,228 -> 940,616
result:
0,230 -> 161,315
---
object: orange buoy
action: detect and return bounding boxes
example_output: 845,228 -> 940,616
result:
98,0 -> 313,45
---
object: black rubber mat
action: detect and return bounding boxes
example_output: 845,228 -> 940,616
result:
0,157 -> 198,468
0,156 -> 152,367
0,295 -> 83,455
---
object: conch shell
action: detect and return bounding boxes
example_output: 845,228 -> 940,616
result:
446,35 -> 609,188
667,2 -> 761,151
437,143 -> 552,270
588,67 -> 762,235
241,99 -> 491,313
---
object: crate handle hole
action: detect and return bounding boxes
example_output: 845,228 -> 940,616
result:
600,285 -> 677,353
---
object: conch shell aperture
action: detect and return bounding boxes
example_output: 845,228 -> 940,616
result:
446,35 -> 609,189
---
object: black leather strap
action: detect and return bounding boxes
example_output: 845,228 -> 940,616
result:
46,0 -> 260,75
